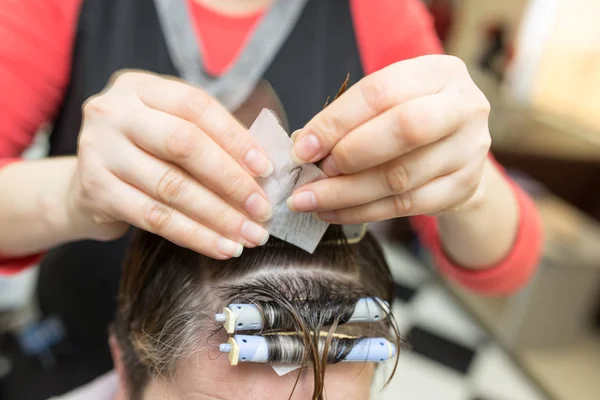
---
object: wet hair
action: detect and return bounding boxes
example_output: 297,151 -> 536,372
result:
262,334 -> 360,363
113,225 -> 400,400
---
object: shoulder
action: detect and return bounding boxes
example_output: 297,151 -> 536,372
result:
349,0 -> 443,74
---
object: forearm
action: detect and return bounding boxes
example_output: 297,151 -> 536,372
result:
0,157 -> 89,256
437,159 -> 519,269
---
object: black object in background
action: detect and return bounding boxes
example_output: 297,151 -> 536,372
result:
407,325 -> 476,374
0,355 -> 12,400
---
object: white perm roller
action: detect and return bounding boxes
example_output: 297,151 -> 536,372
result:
214,297 -> 390,334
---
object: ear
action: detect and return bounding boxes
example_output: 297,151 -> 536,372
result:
109,333 -> 129,398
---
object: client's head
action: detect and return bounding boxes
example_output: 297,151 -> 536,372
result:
111,226 -> 400,400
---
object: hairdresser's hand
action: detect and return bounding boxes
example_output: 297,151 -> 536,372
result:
288,55 -> 492,223
67,70 -> 273,259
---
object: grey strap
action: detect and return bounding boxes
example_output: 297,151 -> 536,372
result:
153,0 -> 308,111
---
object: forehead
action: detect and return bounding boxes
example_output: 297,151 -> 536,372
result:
144,349 -> 375,400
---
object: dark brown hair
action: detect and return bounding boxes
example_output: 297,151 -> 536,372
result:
113,225 -> 400,400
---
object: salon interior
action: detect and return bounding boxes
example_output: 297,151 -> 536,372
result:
2,0 -> 600,399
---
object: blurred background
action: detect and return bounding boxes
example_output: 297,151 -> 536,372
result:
2,0 -> 600,399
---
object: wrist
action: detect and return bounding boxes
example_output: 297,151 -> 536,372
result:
435,160 -> 519,269
40,157 -> 91,243
63,161 -> 127,242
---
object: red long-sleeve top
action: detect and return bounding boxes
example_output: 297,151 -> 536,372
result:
0,0 -> 542,295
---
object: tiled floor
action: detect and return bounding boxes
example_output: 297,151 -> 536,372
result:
373,239 -> 548,400
1,240 -> 549,400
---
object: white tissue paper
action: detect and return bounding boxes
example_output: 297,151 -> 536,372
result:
249,109 -> 330,253
271,364 -> 302,376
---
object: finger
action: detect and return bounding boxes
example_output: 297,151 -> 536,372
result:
289,132 -> 471,212
96,173 -> 244,259
120,106 -> 272,223
292,56 -> 449,163
315,158 -> 486,224
106,138 -> 270,247
133,73 -> 273,178
325,90 -> 480,175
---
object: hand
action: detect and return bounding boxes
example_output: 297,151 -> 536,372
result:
287,55 -> 492,224
67,70 -> 273,259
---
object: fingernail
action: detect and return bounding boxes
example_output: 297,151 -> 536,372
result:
244,148 -> 273,178
316,211 -> 336,221
245,192 -> 272,222
292,134 -> 321,164
286,191 -> 317,212
217,237 -> 243,258
241,220 -> 270,246
321,155 -> 340,177
290,129 -> 302,142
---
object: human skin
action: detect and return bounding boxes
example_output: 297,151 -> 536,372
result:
288,55 -> 519,269
109,340 -> 375,400
0,71 -> 274,260
145,358 -> 374,400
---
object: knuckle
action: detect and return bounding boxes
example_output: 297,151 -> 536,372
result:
82,95 -> 111,119
466,173 -> 480,190
78,173 -> 101,201
221,172 -> 246,199
360,75 -> 390,112
180,88 -> 212,120
165,121 -> 200,160
467,89 -> 491,117
77,131 -> 95,154
477,94 -> 492,115
391,193 -> 412,216
217,119 -> 239,153
156,167 -> 188,205
445,55 -> 468,75
458,169 -> 480,192
331,146 -> 353,173
184,224 -> 203,252
310,111 -> 344,146
109,69 -> 148,87
215,207 -> 242,234
382,162 -> 410,194
394,109 -> 420,147
110,70 -> 134,86
77,166 -> 108,208
479,132 -> 492,152
144,200 -> 173,233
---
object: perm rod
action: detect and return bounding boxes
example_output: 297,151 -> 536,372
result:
215,297 -> 390,334
219,334 -> 396,366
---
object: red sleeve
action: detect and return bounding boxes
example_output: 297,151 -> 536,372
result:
350,0 -> 542,294
0,0 -> 81,274
410,157 -> 543,295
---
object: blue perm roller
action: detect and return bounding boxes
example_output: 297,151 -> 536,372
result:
215,298 -> 390,334
215,303 -> 264,333
219,334 -> 396,366
349,298 -> 390,322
